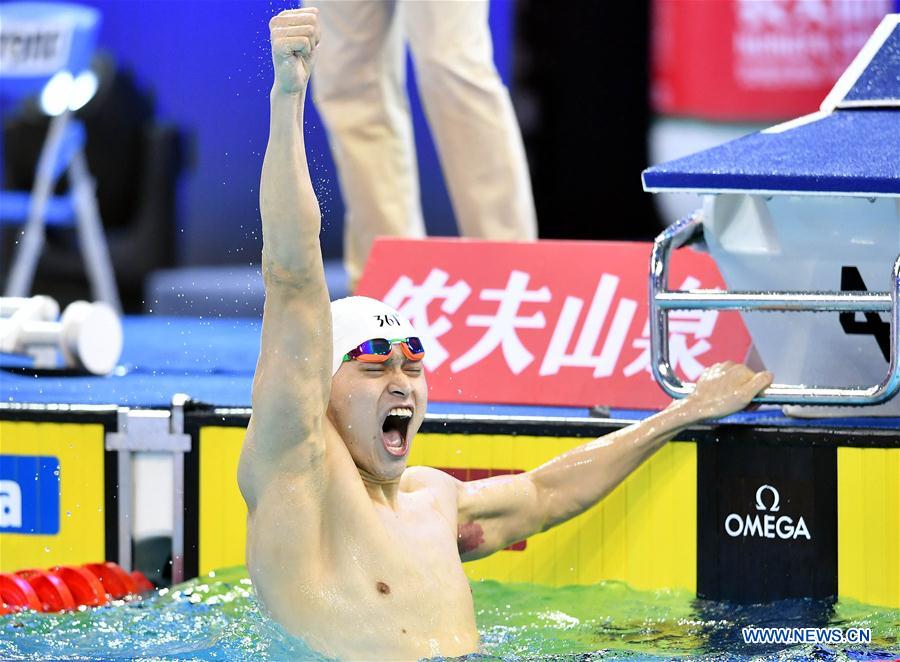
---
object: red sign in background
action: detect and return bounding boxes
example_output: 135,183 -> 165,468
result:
357,239 -> 751,410
651,0 -> 890,121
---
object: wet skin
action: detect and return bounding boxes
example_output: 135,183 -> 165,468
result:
242,346 -> 770,660
239,9 -> 774,660
243,356 -> 480,658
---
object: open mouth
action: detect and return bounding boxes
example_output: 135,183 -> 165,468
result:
381,407 -> 412,457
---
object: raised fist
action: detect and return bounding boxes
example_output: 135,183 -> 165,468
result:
269,8 -> 320,95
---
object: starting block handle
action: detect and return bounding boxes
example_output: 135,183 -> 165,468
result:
649,213 -> 900,406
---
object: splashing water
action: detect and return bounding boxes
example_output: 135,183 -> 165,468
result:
1,566 -> 897,660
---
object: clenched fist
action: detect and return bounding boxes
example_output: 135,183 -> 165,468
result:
686,361 -> 773,419
269,8 -> 321,95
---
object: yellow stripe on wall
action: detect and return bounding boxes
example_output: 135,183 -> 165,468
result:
197,428 -> 697,591
0,421 -> 106,572
838,447 -> 900,608
198,427 -> 248,576
409,434 -> 697,591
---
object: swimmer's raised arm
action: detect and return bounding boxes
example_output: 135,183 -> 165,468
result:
240,9 -> 326,508
454,362 -> 773,560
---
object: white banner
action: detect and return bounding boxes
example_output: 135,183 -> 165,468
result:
0,19 -> 74,77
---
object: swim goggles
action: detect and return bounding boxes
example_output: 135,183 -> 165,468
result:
341,337 -> 426,364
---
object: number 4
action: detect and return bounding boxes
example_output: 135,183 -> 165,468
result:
839,266 -> 889,362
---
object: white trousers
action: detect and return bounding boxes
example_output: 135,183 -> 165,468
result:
312,0 -> 537,287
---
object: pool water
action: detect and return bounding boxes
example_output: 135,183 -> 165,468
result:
1,566 -> 897,660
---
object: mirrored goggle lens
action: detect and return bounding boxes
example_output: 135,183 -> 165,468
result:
346,337 -> 426,362
357,338 -> 393,356
403,337 -> 425,358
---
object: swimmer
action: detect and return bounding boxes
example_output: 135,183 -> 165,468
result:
238,9 -> 774,660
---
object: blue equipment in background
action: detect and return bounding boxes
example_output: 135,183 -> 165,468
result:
0,2 -> 120,312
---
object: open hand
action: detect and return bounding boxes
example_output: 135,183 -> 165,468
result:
270,8 -> 320,95
687,361 -> 773,419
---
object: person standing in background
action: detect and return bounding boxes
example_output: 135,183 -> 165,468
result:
311,1 -> 537,290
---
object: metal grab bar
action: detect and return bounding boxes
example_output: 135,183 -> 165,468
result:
649,212 -> 900,406
656,291 -> 890,313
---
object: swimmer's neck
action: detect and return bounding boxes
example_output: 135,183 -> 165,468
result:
357,466 -> 402,508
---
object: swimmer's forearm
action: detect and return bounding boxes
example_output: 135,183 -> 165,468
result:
463,365 -> 768,551
527,398 -> 703,530
260,88 -> 322,278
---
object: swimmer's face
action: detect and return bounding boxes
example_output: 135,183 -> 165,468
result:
327,346 -> 427,480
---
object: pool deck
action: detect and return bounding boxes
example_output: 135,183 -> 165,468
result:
1,315 -> 897,431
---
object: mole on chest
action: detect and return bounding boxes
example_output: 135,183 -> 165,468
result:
376,581 -> 391,595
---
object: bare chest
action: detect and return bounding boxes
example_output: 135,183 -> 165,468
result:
325,490 -> 469,597
264,490 -> 477,656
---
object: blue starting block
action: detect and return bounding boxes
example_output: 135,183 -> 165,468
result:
643,15 -> 900,416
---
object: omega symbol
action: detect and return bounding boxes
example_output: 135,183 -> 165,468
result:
755,484 -> 780,512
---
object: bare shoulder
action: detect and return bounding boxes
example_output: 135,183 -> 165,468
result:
401,466 -> 460,505
401,466 -> 461,527
402,465 -> 458,490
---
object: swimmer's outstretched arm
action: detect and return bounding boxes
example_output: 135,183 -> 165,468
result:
455,362 -> 772,560
239,9 -> 326,509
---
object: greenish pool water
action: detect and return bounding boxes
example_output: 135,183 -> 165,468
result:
1,566 -> 897,660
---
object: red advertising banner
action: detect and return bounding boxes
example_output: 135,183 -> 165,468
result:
651,0 -> 890,121
357,239 -> 752,410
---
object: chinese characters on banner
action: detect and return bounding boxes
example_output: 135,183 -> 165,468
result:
357,239 -> 751,410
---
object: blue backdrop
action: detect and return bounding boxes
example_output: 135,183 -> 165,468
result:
74,0 -> 515,266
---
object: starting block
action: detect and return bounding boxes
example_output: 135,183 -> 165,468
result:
642,15 -> 900,416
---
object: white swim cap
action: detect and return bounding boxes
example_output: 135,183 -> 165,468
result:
330,296 -> 417,376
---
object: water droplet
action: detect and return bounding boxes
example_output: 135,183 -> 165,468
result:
44,546 -> 50,553
66,511 -> 72,518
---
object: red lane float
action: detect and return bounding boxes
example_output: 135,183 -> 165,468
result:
51,566 -> 107,607
0,573 -> 42,612
0,562 -> 155,614
15,570 -> 76,612
83,562 -> 137,599
130,570 -> 154,593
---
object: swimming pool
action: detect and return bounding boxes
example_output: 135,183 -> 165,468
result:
1,566 -> 897,660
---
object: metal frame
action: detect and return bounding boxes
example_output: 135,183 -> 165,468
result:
4,110 -> 121,312
105,394 -> 191,583
649,212 -> 900,405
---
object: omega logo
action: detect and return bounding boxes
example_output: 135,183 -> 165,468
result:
754,484 -> 779,512
724,484 -> 811,541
